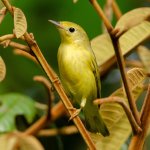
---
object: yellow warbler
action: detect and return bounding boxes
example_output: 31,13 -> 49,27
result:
49,20 -> 109,136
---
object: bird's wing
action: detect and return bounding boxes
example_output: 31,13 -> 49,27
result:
90,51 -> 101,98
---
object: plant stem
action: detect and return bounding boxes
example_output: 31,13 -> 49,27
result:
0,34 -> 15,42
89,0 -> 113,32
89,0 -> 141,127
94,97 -> 142,134
112,0 -> 122,20
24,116 -> 47,135
1,0 -> 96,149
38,125 -> 78,137
33,76 -> 54,120
111,35 -> 141,126
129,85 -> 150,150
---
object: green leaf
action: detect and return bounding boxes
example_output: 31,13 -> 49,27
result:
91,68 -> 146,150
0,93 -> 36,133
14,8 -> 27,38
91,21 -> 150,74
0,56 -> 6,82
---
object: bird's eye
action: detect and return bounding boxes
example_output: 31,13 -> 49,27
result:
69,27 -> 75,33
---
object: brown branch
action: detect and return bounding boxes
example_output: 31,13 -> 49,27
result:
38,125 -> 78,137
23,101 -> 67,135
2,0 -> 96,149
89,0 -> 113,32
111,36 -> 141,126
23,116 -> 47,135
125,60 -> 144,68
0,40 -> 30,52
51,101 -> 68,121
129,85 -> 150,150
102,0 -> 113,32
13,49 -> 38,63
89,0 -> 141,127
0,34 -> 15,42
33,76 -> 55,120
112,0 -> 122,20
0,7 -> 7,24
94,97 -> 142,134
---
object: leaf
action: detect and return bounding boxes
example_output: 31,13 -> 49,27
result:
0,132 -> 44,150
114,7 -> 150,36
0,93 -> 36,133
14,8 -> 27,38
137,45 -> 150,73
0,56 -> 6,82
91,21 -> 150,74
91,68 -> 146,150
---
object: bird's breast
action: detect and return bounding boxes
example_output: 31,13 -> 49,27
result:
57,44 -> 97,103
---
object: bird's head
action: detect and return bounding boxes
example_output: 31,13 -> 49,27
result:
49,20 -> 89,44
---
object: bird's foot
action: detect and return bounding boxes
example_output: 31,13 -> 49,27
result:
68,107 -> 82,121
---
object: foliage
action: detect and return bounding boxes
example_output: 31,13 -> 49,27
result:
0,0 -> 150,150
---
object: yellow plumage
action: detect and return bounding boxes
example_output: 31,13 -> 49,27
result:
49,20 -> 109,136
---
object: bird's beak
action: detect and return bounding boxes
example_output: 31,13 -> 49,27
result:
48,20 -> 66,30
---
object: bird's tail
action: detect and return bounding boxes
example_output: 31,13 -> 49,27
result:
83,105 -> 109,136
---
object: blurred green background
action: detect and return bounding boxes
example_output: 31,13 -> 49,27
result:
0,0 -> 149,149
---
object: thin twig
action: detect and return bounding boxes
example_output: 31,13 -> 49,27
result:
51,101 -> 68,121
23,116 -> 47,135
0,7 -> 7,24
33,76 -> 55,120
112,0 -> 122,20
94,97 -> 142,134
2,1 -> 96,149
38,125 -> 78,137
13,49 -> 38,63
89,0 -> 113,32
129,85 -> 150,150
125,60 -> 144,68
111,36 -> 141,126
102,0 -> 113,32
89,0 -> 141,127
0,34 -> 15,42
0,41 -> 30,52
23,101 -> 67,135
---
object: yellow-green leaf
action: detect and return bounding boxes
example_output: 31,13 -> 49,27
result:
14,8 -> 27,38
91,68 -> 146,150
91,21 -> 150,74
115,7 -> 150,36
0,56 -> 6,82
137,45 -> 150,73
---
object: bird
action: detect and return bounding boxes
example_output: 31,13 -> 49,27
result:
49,20 -> 109,136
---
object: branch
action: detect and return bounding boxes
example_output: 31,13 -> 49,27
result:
0,34 -> 15,42
23,101 -> 67,135
89,0 -> 141,126
13,49 -> 38,63
129,85 -> 150,150
1,0 -> 96,149
89,0 -> 113,32
38,125 -> 78,137
94,97 -> 142,134
112,0 -> 122,20
0,7 -> 7,24
33,76 -> 55,120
